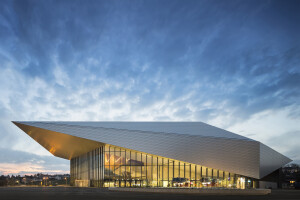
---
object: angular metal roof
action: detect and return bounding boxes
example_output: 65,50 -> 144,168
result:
13,121 -> 292,179
16,121 -> 253,140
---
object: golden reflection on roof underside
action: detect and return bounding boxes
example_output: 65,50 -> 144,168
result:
13,122 -> 103,160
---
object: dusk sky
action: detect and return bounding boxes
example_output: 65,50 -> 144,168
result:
0,0 -> 299,175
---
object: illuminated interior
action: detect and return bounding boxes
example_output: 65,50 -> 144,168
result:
70,144 -> 256,188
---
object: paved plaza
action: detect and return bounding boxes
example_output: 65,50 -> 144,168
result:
0,187 -> 299,200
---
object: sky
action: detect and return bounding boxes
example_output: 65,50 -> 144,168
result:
0,0 -> 299,175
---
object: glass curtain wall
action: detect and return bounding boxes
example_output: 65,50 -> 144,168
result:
71,144 -> 255,188
70,146 -> 104,187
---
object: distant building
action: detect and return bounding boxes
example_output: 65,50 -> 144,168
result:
13,121 -> 291,189
282,164 -> 300,189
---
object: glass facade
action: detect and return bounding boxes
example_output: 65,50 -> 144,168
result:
70,144 -> 256,188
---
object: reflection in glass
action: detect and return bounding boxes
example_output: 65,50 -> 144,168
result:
70,144 -> 253,188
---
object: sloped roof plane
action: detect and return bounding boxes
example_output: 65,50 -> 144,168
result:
13,121 -> 291,179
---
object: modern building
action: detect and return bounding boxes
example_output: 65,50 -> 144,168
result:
13,121 -> 291,189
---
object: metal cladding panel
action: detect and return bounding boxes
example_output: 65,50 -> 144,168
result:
14,121 -> 261,179
42,121 -> 252,141
259,143 -> 292,178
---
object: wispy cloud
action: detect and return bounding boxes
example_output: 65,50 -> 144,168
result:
0,0 -> 299,174
0,148 -> 68,175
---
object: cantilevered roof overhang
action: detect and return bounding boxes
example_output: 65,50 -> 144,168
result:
13,121 -> 292,179
13,122 -> 103,160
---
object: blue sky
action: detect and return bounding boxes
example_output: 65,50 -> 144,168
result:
0,0 -> 299,175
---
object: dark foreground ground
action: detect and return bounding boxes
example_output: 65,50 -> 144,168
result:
0,187 -> 299,200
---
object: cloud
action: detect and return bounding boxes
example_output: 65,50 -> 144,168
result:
0,0 -> 299,172
0,148 -> 69,175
